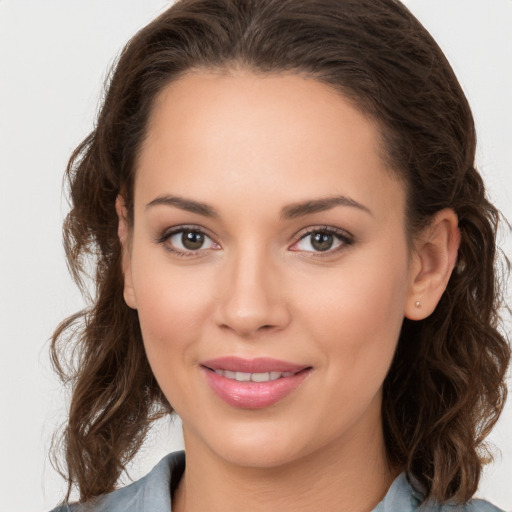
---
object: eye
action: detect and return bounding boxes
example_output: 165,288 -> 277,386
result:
157,226 -> 220,256
290,228 -> 353,253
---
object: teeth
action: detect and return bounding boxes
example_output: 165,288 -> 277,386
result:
251,372 -> 270,382
213,370 -> 295,382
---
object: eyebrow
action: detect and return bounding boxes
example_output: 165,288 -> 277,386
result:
280,195 -> 373,219
145,193 -> 372,219
145,194 -> 219,218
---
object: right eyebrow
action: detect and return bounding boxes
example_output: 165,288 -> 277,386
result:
145,194 -> 219,218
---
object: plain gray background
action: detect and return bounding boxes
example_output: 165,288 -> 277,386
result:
0,1 -> 511,511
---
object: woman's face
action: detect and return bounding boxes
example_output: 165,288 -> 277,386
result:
121,71 -> 418,469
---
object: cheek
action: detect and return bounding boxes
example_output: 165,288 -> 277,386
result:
298,243 -> 409,377
132,264 -> 218,413
130,250 -> 216,365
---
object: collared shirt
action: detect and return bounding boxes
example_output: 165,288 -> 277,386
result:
51,451 -> 504,512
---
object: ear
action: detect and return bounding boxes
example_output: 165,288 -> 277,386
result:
405,208 -> 460,320
115,195 -> 137,310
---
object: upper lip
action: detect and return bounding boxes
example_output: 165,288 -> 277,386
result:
201,356 -> 309,374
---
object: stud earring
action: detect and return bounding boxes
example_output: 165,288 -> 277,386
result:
415,300 -> 421,308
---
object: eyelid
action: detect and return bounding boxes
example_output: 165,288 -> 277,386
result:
155,224 -> 206,243
154,224 -> 353,257
155,224 -> 221,256
289,225 -> 354,254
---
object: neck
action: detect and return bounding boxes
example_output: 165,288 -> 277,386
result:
173,420 -> 398,512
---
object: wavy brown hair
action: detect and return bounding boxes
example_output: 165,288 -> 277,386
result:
51,0 -> 510,505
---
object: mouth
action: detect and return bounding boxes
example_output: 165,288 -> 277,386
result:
209,369 -> 297,382
200,357 -> 312,409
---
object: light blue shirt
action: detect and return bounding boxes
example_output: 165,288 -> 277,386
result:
51,451 -> 504,511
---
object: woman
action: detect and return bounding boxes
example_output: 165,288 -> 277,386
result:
50,0 -> 510,510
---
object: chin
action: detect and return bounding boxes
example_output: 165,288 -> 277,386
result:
184,417 -> 313,470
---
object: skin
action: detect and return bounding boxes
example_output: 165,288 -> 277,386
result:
117,70 -> 460,512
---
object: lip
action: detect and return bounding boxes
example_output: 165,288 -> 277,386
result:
201,356 -> 307,374
200,357 -> 312,409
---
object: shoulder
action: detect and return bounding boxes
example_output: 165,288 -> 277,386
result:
462,499 -> 505,512
431,499 -> 504,512
49,451 -> 185,512
373,473 -> 505,512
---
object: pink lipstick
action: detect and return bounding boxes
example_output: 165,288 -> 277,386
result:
200,357 -> 311,409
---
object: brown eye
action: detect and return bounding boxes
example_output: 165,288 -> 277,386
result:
181,230 -> 205,250
310,232 -> 334,251
163,228 -> 219,254
291,228 -> 352,254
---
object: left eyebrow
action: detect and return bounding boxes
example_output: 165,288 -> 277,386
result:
280,195 -> 373,219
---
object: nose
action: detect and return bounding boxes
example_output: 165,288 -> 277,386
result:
214,247 -> 291,338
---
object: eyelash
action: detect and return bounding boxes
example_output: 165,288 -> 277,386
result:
155,225 -> 219,258
155,225 -> 354,258
291,226 -> 354,257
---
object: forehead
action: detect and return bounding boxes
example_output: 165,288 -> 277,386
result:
135,70 -> 405,220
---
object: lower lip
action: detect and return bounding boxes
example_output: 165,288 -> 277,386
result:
201,367 -> 311,409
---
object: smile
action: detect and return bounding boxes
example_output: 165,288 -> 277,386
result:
212,370 -> 295,382
200,357 -> 312,409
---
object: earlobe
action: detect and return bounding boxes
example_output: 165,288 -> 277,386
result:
115,195 -> 137,310
405,208 -> 460,320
